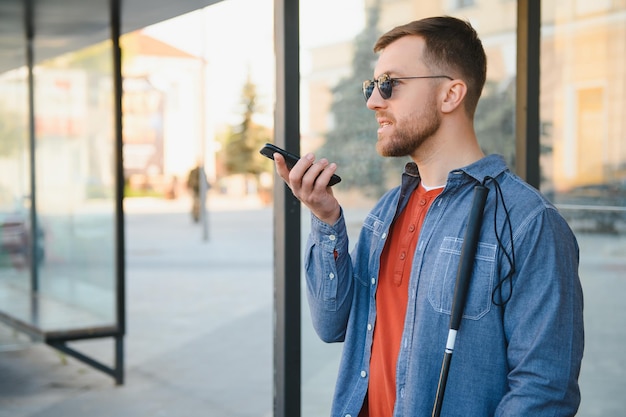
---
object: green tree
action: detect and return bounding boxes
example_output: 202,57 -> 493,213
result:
318,0 -> 406,198
220,73 -> 272,183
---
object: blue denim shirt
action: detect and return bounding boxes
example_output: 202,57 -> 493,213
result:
304,155 -> 584,417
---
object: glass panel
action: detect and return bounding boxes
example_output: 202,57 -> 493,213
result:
541,2 -> 626,415
0,63 -> 32,347
300,1 -> 517,415
138,1 -> 275,413
30,40 -> 117,332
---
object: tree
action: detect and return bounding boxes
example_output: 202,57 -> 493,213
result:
318,0 -> 406,198
219,73 -> 272,184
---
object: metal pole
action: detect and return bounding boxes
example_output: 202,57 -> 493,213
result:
199,163 -> 209,241
273,0 -> 301,415
515,0 -> 541,188
199,8 -> 209,242
25,0 -> 38,294
24,0 -> 41,327
432,184 -> 488,417
111,0 -> 126,386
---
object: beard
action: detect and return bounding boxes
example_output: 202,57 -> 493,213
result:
376,97 -> 441,158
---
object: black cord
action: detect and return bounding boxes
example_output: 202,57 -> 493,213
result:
482,176 -> 515,307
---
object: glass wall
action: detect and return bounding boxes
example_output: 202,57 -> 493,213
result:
541,2 -> 626,415
0,63 -> 32,346
29,40 -> 118,332
0,36 -> 118,337
300,0 -> 625,415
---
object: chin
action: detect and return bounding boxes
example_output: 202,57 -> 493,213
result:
376,140 -> 403,157
375,140 -> 389,156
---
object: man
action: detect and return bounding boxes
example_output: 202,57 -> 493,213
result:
186,164 -> 209,223
273,16 -> 584,417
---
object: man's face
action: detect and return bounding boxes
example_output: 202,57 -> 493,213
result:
366,36 -> 444,158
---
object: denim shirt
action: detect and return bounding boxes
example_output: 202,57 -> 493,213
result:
304,155 -> 584,417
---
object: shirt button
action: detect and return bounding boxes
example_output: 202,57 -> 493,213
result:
329,273 -> 335,280
367,324 -> 372,331
345,415 -> 352,417
399,252 -> 406,260
361,370 -> 367,378
371,278 -> 376,285
329,234 -> 336,241
420,198 -> 427,206
381,232 -> 387,239
408,224 -> 415,232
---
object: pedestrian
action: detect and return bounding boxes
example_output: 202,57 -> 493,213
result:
187,165 -> 209,223
272,16 -> 584,417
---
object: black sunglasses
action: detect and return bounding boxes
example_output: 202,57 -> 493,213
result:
362,73 -> 452,101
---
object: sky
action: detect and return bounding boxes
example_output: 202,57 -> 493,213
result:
143,0 -> 364,131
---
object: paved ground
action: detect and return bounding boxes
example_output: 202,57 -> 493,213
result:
0,195 -> 277,417
0,193 -> 625,416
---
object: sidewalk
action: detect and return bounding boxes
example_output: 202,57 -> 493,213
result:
0,195 -> 277,417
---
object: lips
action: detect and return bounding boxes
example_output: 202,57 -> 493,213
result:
376,116 -> 393,134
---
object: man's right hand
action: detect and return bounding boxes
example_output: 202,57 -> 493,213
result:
274,152 -> 341,226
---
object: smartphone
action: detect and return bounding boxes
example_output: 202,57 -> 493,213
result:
260,143 -> 342,186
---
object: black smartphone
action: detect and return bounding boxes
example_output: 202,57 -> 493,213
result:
260,143 -> 341,186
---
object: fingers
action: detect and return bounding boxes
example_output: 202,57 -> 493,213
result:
288,152 -> 316,190
274,152 -> 336,190
273,152 -> 292,183
273,152 -> 341,225
305,159 -> 338,189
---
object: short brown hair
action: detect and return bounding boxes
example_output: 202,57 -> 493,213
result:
374,16 -> 487,117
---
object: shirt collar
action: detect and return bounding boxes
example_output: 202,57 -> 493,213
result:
402,154 -> 509,187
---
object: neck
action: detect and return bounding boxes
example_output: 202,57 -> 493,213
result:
411,125 -> 484,187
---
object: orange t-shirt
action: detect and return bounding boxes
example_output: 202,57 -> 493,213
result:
360,184 -> 443,417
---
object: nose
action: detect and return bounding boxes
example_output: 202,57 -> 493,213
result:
366,86 -> 385,110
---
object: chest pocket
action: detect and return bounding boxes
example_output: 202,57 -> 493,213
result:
362,213 -> 386,236
427,236 -> 497,320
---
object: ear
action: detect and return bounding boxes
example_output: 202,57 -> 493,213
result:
440,79 -> 467,114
